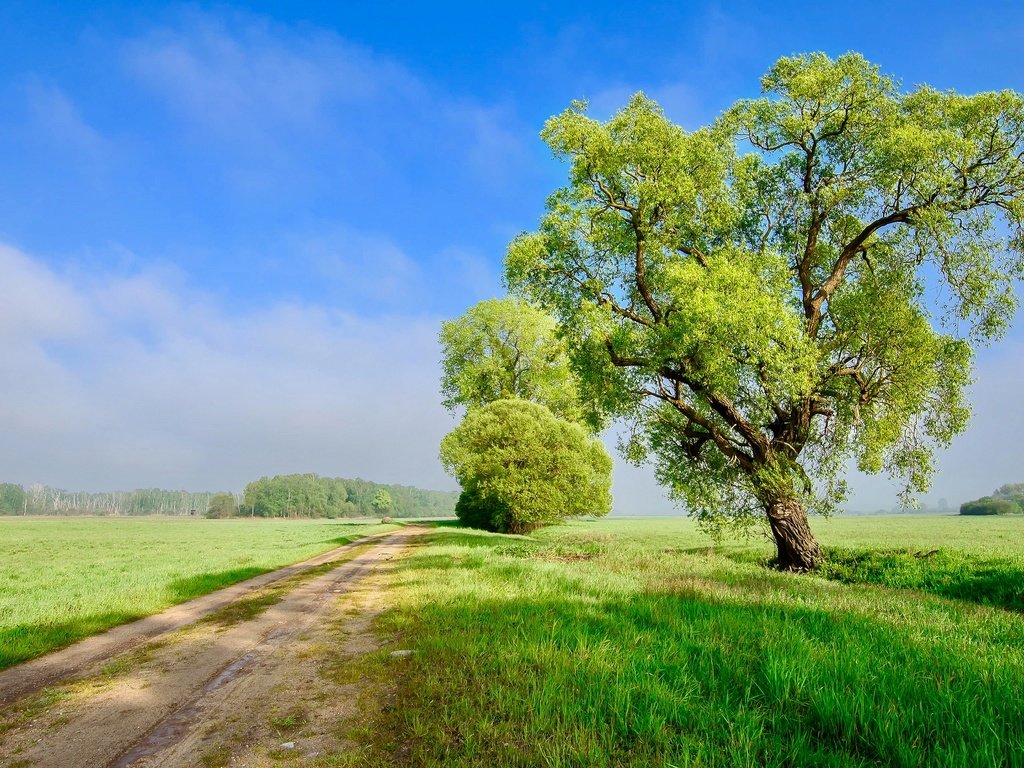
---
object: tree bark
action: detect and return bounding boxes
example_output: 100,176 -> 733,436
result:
765,495 -> 822,571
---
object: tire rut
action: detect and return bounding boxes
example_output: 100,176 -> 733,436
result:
0,528 -> 419,768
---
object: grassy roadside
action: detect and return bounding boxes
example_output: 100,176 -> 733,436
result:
0,517 -> 398,669
347,517 -> 1024,767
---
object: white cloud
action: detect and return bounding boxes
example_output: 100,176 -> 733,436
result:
301,226 -> 421,303
23,80 -> 106,152
6,237 -> 1013,511
126,12 -> 408,138
123,9 -> 528,194
0,243 -> 671,515
0,243 -> 454,493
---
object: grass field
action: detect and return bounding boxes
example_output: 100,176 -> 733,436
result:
353,515 -> 1024,767
0,517 -> 396,669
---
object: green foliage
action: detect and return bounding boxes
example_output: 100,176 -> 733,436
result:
995,483 -> 1024,505
961,497 -> 1021,516
0,483 -> 26,514
205,493 -> 239,519
959,483 -> 1024,515
439,399 -> 612,533
241,474 -> 456,519
453,482 -> 511,532
355,518 -> 1024,767
506,52 -> 1024,550
439,297 -> 585,424
371,489 -> 393,514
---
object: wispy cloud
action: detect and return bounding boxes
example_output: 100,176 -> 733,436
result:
24,80 -> 106,152
301,226 -> 422,303
0,243 -> 453,492
123,9 -> 529,198
0,243 -> 674,514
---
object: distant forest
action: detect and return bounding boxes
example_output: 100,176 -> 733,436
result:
0,475 -> 457,519
238,474 -> 457,519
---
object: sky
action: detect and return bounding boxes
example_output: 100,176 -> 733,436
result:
1,0 -> 1023,513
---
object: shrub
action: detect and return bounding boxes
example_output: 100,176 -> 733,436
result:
205,493 -> 239,518
960,497 -> 1021,516
454,483 -> 511,532
440,399 -> 612,534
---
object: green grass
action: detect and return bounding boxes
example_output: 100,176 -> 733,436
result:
0,517 -> 396,669
353,516 -> 1024,767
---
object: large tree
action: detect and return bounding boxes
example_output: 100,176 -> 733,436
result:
439,297 -> 584,424
507,53 -> 1024,569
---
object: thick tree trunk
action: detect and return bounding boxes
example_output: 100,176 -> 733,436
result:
765,495 -> 822,571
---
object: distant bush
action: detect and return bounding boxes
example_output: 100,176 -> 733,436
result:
994,483 -> 1024,506
960,497 -> 1021,516
440,399 -> 612,534
205,493 -> 239,518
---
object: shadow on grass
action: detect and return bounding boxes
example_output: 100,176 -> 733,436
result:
367,532 -> 1024,768
165,567 -> 267,602
431,520 -> 465,529
421,528 -> 532,549
0,612 -> 140,670
709,544 -> 1024,614
817,548 -> 1024,613
329,533 -> 376,546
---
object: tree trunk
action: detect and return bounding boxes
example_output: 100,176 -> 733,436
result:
765,495 -> 822,571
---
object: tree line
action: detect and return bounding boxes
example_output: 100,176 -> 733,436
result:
0,484 -> 216,516
232,474 -> 455,519
960,484 -> 1024,516
0,476 -> 457,518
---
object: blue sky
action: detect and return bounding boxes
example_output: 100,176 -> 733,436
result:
1,1 -> 1022,511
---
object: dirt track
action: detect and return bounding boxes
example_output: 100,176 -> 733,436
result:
0,527 -> 419,767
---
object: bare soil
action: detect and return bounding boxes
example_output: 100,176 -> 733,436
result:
0,528 -> 420,767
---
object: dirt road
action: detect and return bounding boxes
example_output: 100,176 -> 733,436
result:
0,527 -> 419,767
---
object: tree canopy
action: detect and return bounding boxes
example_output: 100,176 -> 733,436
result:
372,489 -> 393,514
439,297 -> 584,424
439,399 -> 612,533
506,53 -> 1024,569
205,493 -> 239,519
241,474 -> 456,518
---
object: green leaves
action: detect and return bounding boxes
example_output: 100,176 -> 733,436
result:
506,52 -> 1024,544
439,399 -> 613,533
372,489 -> 393,514
439,296 -> 585,425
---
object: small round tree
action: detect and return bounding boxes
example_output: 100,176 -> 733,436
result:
371,489 -> 393,516
205,492 -> 239,519
440,399 -> 612,533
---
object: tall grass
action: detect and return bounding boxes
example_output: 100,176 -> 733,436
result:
357,517 -> 1024,767
0,517 -> 394,669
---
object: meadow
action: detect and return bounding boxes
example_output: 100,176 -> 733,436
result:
353,515 -> 1024,767
0,516 -> 395,669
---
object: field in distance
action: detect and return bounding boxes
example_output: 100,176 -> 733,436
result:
0,516 -> 396,669
352,515 -> 1024,767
